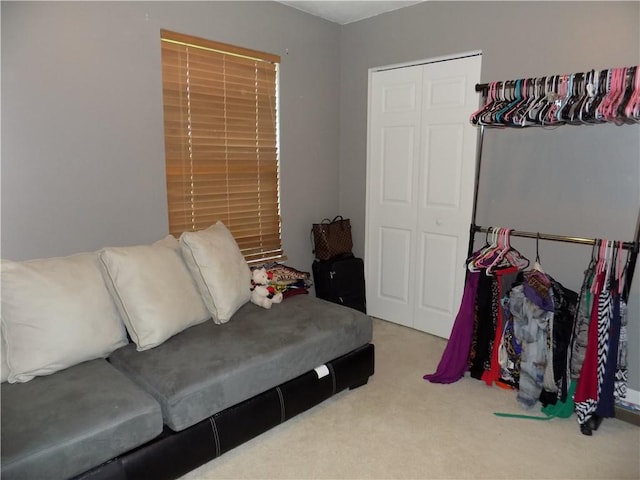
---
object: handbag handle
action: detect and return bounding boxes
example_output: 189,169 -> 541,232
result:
319,215 -> 345,225
319,216 -> 343,225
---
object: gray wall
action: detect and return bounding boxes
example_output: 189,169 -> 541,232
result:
1,1 -> 341,271
3,1 -> 640,391
339,1 -> 640,390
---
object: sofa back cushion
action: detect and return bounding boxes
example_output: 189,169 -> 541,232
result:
1,329 -> 8,383
180,222 -> 251,324
0,253 -> 129,383
99,236 -> 210,351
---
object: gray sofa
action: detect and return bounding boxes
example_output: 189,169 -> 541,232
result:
1,225 -> 374,480
2,293 -> 374,480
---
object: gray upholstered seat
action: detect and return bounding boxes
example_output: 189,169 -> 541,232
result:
109,295 -> 372,432
1,359 -> 163,480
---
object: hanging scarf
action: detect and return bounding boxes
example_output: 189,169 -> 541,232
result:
423,272 -> 480,384
574,272 -> 607,425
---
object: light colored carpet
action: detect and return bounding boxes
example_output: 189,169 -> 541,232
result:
180,318 -> 640,480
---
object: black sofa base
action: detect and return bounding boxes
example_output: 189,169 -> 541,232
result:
73,343 -> 375,480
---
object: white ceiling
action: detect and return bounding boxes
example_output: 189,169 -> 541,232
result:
278,1 -> 424,25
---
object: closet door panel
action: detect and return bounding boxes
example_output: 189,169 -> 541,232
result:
415,55 -> 481,338
381,126 -> 415,204
425,75 -> 467,109
422,125 -> 463,208
366,66 -> 422,326
414,232 -> 458,338
372,226 -> 413,327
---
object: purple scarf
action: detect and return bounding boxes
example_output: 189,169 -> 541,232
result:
424,271 -> 480,384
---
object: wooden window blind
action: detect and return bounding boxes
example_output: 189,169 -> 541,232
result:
160,29 -> 283,263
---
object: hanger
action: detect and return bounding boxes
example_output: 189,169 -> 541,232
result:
486,228 -> 529,274
524,76 -> 546,125
485,82 -> 511,125
599,68 -> 625,123
495,80 -> 522,125
485,228 -> 510,273
604,239 -> 615,286
545,74 -> 568,126
474,82 -> 508,127
532,232 -> 544,272
466,227 -> 491,267
469,227 -> 503,271
583,70 -> 608,124
622,66 -> 638,122
621,241 -> 633,300
611,67 -> 629,125
591,239 -> 610,294
557,74 -> 578,123
513,78 -> 538,126
618,67 -> 638,124
561,73 -> 579,122
503,232 -> 530,270
579,70 -> 598,123
627,66 -> 640,121
505,78 -> 533,126
567,72 -> 589,125
540,75 -> 564,126
614,241 -> 624,294
468,227 -> 496,271
591,69 -> 608,123
470,82 -> 496,125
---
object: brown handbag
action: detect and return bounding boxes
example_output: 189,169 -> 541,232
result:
312,216 -> 353,260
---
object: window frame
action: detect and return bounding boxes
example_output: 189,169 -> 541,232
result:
160,29 -> 284,264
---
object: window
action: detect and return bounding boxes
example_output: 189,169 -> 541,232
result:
160,29 -> 283,263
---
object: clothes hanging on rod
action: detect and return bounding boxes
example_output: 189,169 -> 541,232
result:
424,229 -> 633,436
501,268 -> 578,409
471,65 -> 640,127
572,240 -> 630,435
471,225 -> 640,297
424,228 -> 578,396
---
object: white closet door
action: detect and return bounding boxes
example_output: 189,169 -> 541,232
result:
366,54 -> 481,338
366,65 -> 423,328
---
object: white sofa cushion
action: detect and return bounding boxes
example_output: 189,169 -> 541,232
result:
99,236 -> 210,351
0,253 -> 128,383
180,222 -> 251,324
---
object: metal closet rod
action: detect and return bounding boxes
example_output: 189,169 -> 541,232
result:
472,225 -> 639,252
475,68 -> 638,92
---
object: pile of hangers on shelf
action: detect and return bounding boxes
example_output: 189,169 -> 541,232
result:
470,65 -> 640,127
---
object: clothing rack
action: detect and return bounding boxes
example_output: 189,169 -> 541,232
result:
468,69 -> 640,297
468,71 -> 640,429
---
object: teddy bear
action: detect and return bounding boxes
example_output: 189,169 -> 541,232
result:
250,267 -> 283,309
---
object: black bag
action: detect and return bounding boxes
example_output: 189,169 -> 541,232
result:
312,255 -> 366,313
311,216 -> 353,260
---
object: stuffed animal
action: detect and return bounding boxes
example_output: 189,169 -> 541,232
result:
250,267 -> 283,309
